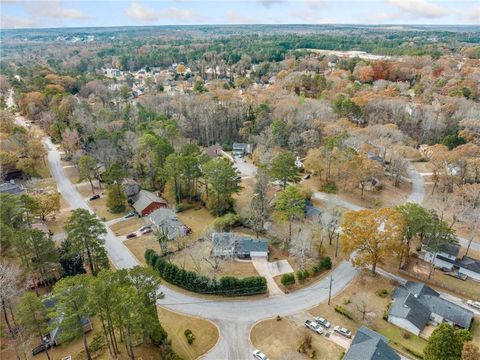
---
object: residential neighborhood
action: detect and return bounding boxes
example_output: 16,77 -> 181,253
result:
1,4 -> 480,360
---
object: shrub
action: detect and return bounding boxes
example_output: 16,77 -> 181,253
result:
334,305 -> 353,320
296,270 -> 310,282
184,329 -> 195,344
281,273 -> 296,286
212,213 -> 242,231
320,257 -> 332,270
376,289 -> 389,298
322,182 -> 338,194
402,332 -> 411,339
176,203 -> 193,213
341,296 -> 350,305
145,249 -> 267,296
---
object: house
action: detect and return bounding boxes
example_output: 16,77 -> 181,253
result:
343,326 -> 399,360
212,233 -> 269,259
232,143 -> 253,157
148,208 -> 190,240
42,297 -> 92,346
388,281 -> 474,336
424,244 -> 480,281
132,190 -> 168,217
0,181 -> 24,195
204,144 -> 223,159
123,179 -> 141,199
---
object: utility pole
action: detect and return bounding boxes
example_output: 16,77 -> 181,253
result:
335,233 -> 339,259
328,274 -> 333,306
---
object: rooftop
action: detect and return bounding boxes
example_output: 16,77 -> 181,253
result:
132,190 -> 168,213
344,326 -> 399,360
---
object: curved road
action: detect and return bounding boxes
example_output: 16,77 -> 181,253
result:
32,115 -> 476,359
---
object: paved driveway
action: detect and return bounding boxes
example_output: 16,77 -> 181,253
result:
252,258 -> 284,296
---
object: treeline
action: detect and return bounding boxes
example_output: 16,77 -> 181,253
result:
145,249 -> 267,296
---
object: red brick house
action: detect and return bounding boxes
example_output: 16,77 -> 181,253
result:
132,190 -> 168,217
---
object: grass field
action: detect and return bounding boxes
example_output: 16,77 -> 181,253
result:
111,217 -> 146,236
157,306 -> 219,360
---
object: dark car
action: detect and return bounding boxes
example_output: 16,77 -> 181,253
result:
126,233 -> 137,239
32,335 -> 52,356
124,211 -> 136,219
89,194 -> 100,201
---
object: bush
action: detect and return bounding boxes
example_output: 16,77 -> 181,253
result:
175,203 -> 193,213
212,213 -> 242,231
402,332 -> 411,339
296,270 -> 310,282
322,182 -> 338,194
145,249 -> 267,296
341,296 -> 350,305
281,273 -> 296,286
320,257 -> 332,270
334,305 -> 354,320
376,289 -> 389,298
184,329 -> 195,344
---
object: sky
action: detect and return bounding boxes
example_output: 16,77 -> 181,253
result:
0,0 -> 479,29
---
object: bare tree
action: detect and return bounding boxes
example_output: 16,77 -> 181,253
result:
290,227 -> 314,271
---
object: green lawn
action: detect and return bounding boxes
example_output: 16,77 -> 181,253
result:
372,322 -> 426,359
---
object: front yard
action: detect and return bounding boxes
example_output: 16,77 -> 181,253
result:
250,317 -> 344,360
308,272 -> 427,359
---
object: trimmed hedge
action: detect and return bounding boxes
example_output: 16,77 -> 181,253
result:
281,273 -> 296,286
145,249 -> 267,296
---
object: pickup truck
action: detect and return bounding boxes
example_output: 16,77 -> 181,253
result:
305,320 -> 323,334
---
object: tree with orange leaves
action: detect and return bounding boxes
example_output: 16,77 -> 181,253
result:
341,208 -> 406,274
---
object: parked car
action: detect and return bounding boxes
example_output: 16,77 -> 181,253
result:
89,194 -> 100,201
467,300 -> 480,310
253,349 -> 269,360
124,212 -> 136,219
303,173 -> 311,180
32,335 -> 52,356
139,225 -> 152,232
140,228 -> 153,235
334,326 -> 352,338
314,316 -> 331,328
126,233 -> 137,239
305,320 -> 323,334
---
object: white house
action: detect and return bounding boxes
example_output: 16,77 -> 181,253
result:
424,244 -> 480,281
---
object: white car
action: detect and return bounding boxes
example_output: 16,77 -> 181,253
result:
314,316 -> 331,328
253,349 -> 269,360
139,225 -> 151,232
467,300 -> 480,310
334,326 -> 352,338
305,320 -> 323,334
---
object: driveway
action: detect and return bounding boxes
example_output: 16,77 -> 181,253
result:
233,156 -> 257,178
251,258 -> 286,296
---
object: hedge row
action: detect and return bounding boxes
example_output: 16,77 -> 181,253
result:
145,249 -> 267,296
334,305 -> 354,320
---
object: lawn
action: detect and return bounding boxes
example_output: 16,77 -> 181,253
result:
110,217 -> 147,236
250,317 -> 344,360
88,197 -> 128,221
156,306 -> 218,360
308,272 -> 427,359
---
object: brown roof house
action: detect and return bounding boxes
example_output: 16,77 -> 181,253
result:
132,190 -> 168,217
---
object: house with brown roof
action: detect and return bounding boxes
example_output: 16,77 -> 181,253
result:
132,190 -> 168,217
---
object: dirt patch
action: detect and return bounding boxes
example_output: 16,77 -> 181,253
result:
250,317 -> 344,360
156,306 -> 218,360
125,234 -> 160,265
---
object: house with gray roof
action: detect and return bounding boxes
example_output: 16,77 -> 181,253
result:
0,181 -> 24,195
344,326 -> 399,360
424,244 -> 480,281
232,143 -> 253,157
148,208 -> 190,240
212,232 -> 269,259
388,281 -> 474,336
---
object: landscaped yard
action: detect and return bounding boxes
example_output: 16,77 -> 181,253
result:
156,306 -> 219,360
250,317 -> 344,360
308,272 -> 427,359
88,197 -> 129,221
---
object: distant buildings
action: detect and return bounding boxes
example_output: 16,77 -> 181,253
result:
212,233 -> 269,259
343,326 -> 399,360
387,281 -> 473,336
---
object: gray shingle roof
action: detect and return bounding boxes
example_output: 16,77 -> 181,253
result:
438,243 -> 460,257
148,208 -> 189,240
458,256 -> 480,274
0,182 -> 24,195
237,238 -> 269,254
389,281 -> 474,331
211,232 -> 268,256
344,326 -> 400,360
132,190 -> 167,214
